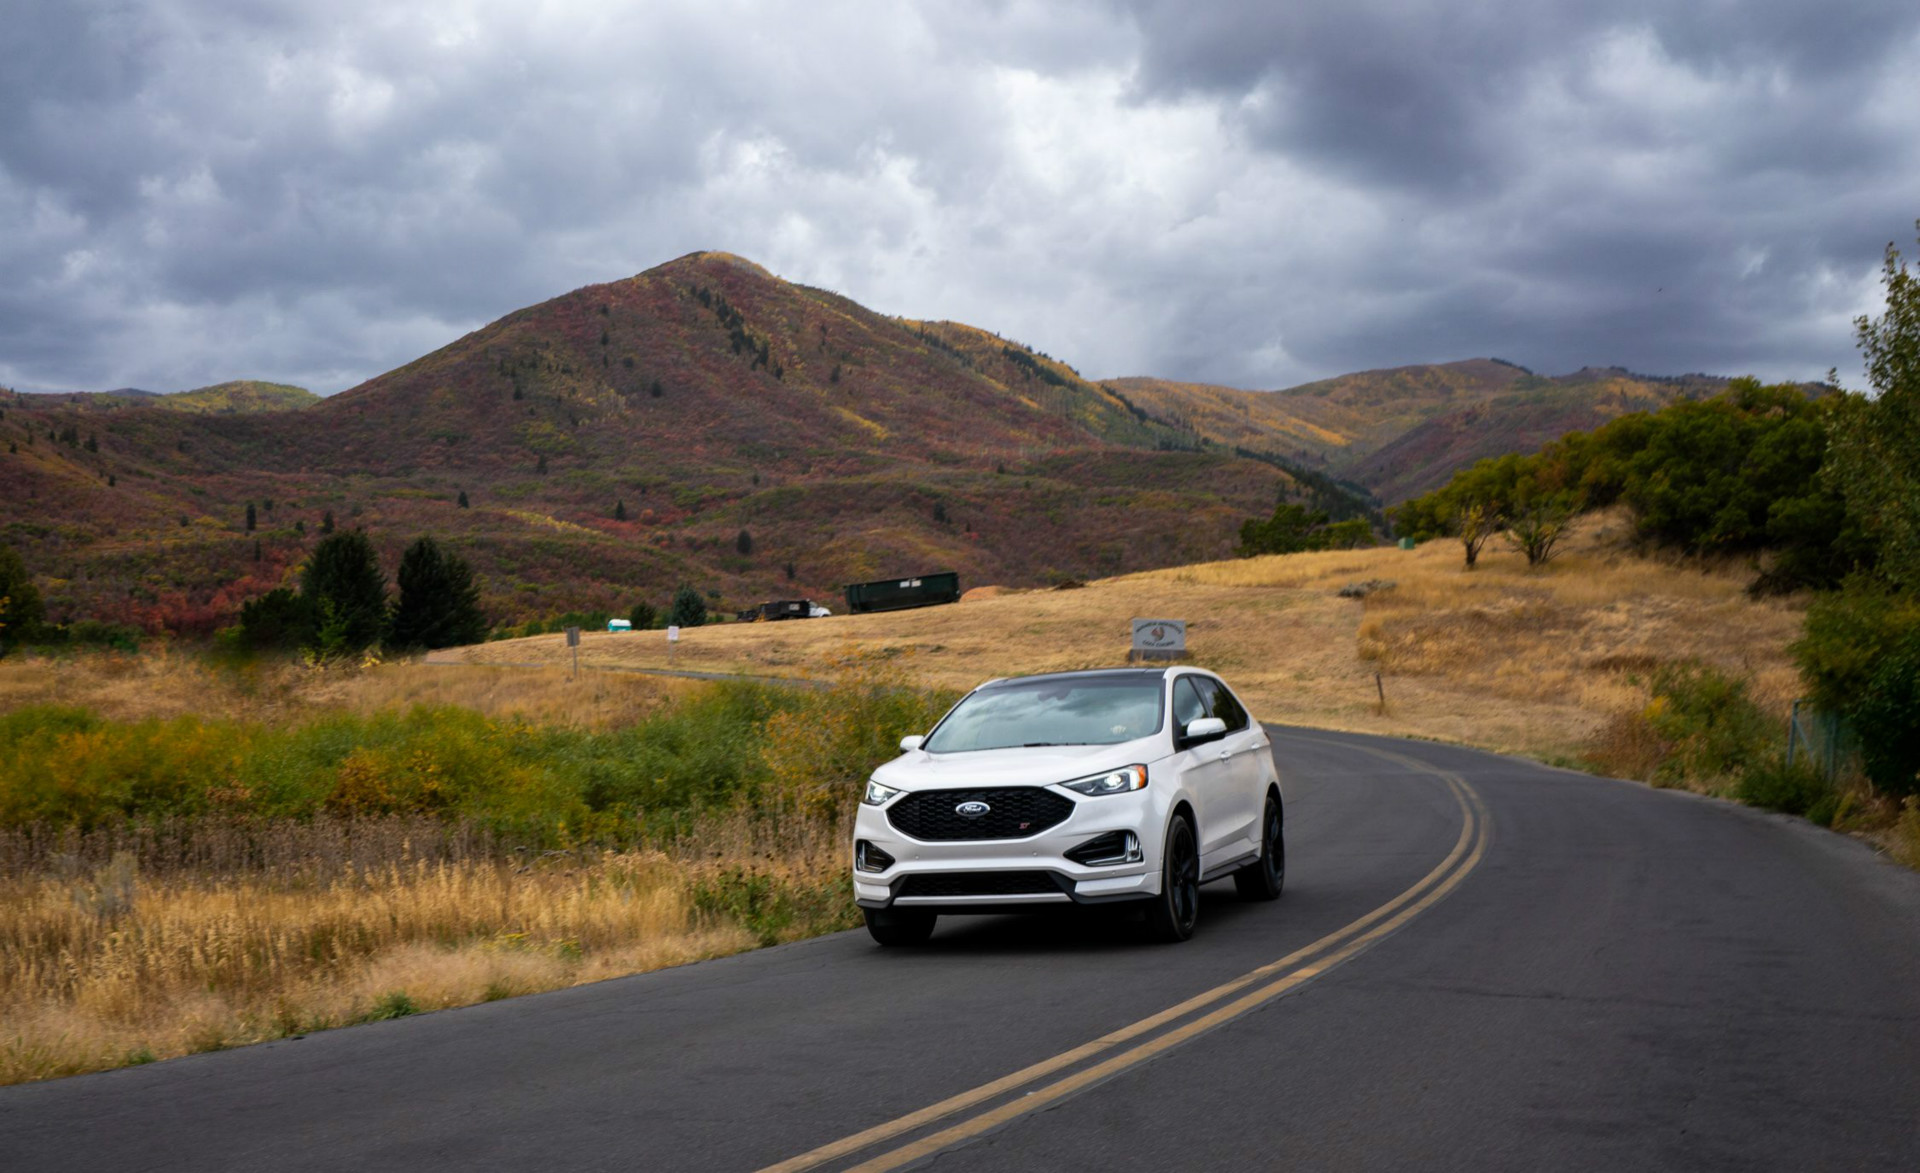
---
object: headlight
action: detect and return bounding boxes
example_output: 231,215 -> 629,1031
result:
864,779 -> 904,806
1060,765 -> 1148,796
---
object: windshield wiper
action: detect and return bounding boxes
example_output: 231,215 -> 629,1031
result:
1021,742 -> 1068,747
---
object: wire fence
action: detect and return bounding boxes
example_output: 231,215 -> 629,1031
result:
1785,699 -> 1857,783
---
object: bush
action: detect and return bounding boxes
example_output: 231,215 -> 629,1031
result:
238,587 -> 313,650
761,656 -> 960,816
1735,756 -> 1835,820
1641,662 -> 1774,785
0,672 -> 948,843
1794,582 -> 1920,794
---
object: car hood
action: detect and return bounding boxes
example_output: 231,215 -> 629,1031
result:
872,739 -> 1162,791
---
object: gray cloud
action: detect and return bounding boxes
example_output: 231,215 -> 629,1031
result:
1,0 -> 1914,396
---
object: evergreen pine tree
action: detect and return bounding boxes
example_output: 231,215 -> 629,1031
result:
245,502 -> 257,532
301,530 -> 387,653
388,536 -> 487,650
320,510 -> 335,534
0,543 -> 46,645
668,586 -> 707,628
735,529 -> 753,555
457,490 -> 469,508
615,500 -> 628,521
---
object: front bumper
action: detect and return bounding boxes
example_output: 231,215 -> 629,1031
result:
851,790 -> 1161,911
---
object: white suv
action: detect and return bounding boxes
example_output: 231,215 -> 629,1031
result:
852,668 -> 1284,945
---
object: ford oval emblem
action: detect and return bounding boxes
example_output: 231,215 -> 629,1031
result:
955,800 -> 991,819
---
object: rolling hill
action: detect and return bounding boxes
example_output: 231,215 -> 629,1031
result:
1110,361 -> 1731,500
1,253 -> 1295,632
0,251 -> 1740,637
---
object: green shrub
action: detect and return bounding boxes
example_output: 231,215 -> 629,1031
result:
1735,756 -> 1835,820
1794,583 -> 1920,795
1641,662 -> 1775,786
0,673 -> 938,843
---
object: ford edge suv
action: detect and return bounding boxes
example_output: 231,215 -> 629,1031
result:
851,667 -> 1284,945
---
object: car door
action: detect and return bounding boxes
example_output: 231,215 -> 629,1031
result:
1171,674 -> 1239,866
1189,675 -> 1262,861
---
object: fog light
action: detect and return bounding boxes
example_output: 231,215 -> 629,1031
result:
855,840 -> 896,874
1065,830 -> 1141,867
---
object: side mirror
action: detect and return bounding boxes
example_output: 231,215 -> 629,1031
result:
899,735 -> 926,752
1183,717 -> 1227,744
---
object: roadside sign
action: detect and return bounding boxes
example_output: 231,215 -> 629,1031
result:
565,626 -> 581,647
666,625 -> 681,642
1131,618 -> 1187,662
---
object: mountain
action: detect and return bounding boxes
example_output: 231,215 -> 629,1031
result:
1108,361 -> 1731,501
0,251 -> 1753,637
13,381 -> 316,413
0,253 -> 1298,633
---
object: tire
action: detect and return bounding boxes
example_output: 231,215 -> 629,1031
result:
1233,793 -> 1285,901
864,907 -> 936,946
1145,814 -> 1200,942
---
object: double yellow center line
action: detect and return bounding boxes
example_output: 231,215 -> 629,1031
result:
759,743 -> 1491,1173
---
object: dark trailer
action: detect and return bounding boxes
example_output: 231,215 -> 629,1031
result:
753,599 -> 815,621
843,572 -> 961,615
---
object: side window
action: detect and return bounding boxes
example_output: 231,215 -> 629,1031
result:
1172,677 -> 1207,732
1195,677 -> 1249,732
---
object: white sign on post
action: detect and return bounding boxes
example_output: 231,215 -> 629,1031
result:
666,626 -> 681,643
1130,618 -> 1187,661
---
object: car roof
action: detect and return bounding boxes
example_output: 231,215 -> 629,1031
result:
976,667 -> 1173,690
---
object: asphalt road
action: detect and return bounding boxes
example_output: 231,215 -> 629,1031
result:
4,728 -> 1917,1171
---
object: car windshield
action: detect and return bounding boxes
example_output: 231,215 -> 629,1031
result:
923,676 -> 1165,752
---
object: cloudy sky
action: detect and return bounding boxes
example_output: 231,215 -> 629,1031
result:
4,0 -> 1917,396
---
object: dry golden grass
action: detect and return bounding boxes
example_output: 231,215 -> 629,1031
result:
0,812 -> 847,1086
447,510 -> 1805,762
0,510 -> 1820,1083
0,651 -> 686,731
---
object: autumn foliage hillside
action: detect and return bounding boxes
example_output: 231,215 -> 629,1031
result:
1112,362 -> 1736,501
0,252 -> 1294,632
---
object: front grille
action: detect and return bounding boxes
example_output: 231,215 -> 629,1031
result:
897,871 -> 1064,898
886,787 -> 1075,841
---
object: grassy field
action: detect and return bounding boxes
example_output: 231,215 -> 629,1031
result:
0,654 -> 942,1084
3,516 -> 1887,1086
0,812 -> 847,1085
450,511 -> 1807,764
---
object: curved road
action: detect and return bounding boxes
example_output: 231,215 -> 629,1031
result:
4,729 -> 1917,1170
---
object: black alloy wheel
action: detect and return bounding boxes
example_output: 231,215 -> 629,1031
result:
1234,794 -> 1285,901
1146,815 -> 1200,942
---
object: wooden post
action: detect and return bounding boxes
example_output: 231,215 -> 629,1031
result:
1374,672 -> 1386,713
